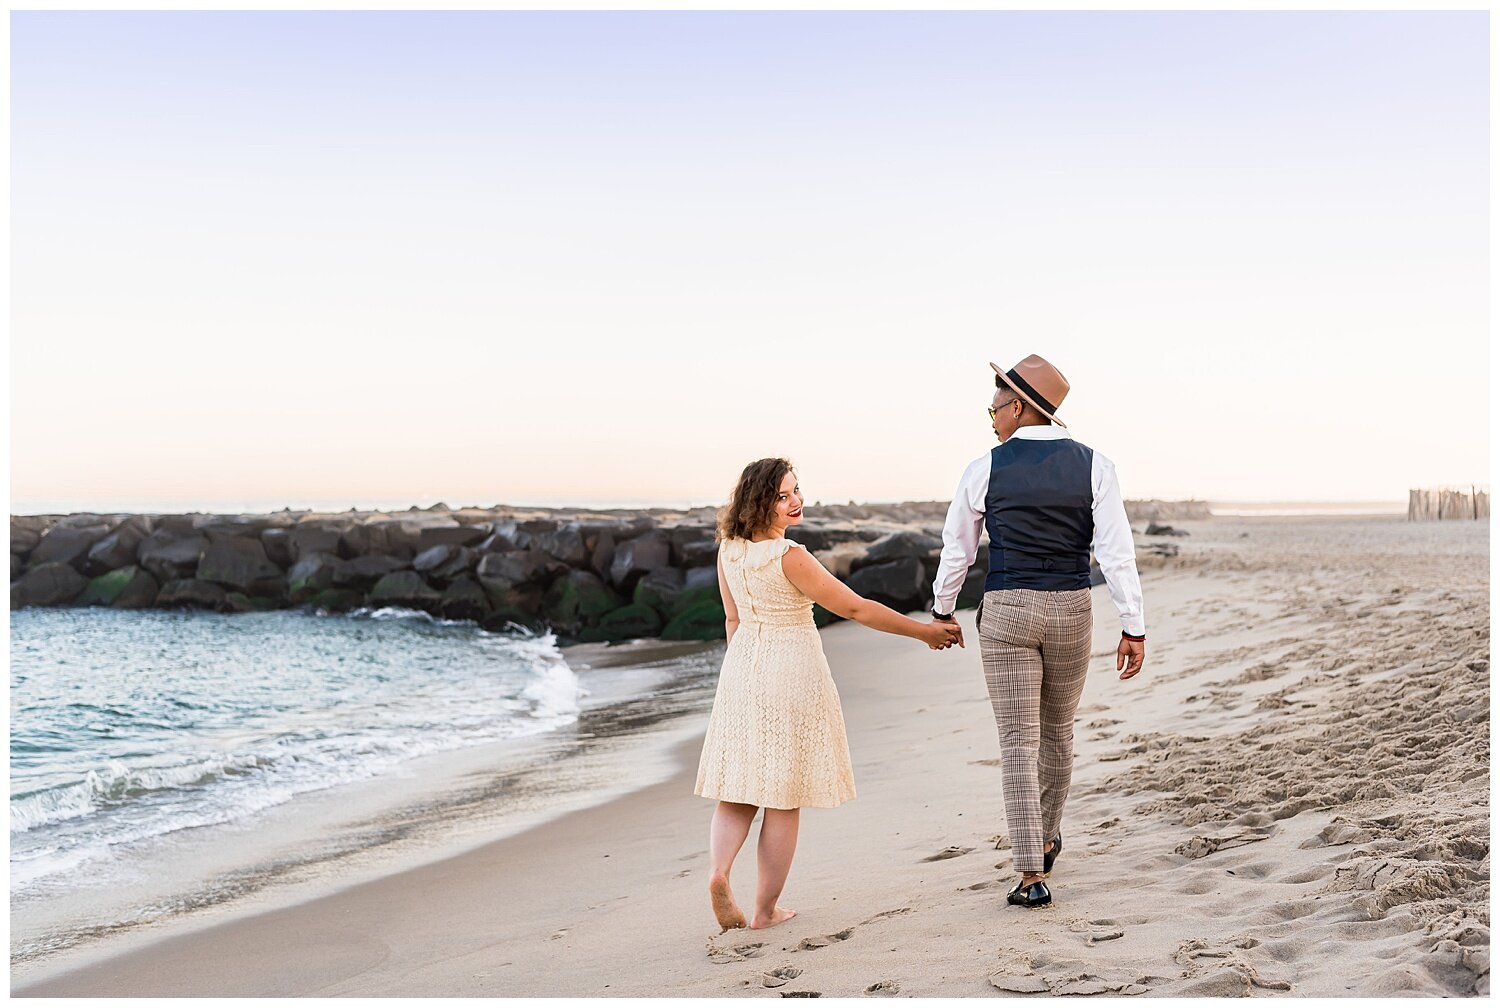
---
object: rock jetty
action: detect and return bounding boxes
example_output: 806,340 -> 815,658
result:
10,500 -> 1176,643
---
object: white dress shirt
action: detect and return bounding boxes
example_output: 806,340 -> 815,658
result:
930,426 -> 1146,637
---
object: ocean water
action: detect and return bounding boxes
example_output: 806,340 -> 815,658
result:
9,605 -> 583,904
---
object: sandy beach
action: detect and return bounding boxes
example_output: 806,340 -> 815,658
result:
13,514 -> 1488,998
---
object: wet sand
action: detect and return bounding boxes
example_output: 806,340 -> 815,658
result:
14,516 -> 1489,997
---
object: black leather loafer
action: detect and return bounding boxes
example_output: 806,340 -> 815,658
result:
1006,880 -> 1052,908
1043,832 -> 1063,875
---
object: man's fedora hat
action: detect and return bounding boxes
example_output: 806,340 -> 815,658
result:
990,354 -> 1070,427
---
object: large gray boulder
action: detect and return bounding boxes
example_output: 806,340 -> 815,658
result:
662,599 -> 727,641
587,528 -> 616,579
158,578 -> 229,611
609,531 -> 671,591
509,519 -> 559,550
54,512 -> 122,531
84,518 -> 152,575
413,544 -> 475,583
334,554 -> 410,589
151,514 -> 201,534
677,539 -> 719,567
534,525 -> 588,567
853,531 -> 944,571
439,577 -> 490,622
10,516 -> 53,560
579,602 -> 663,643
682,566 -> 719,592
476,550 -> 567,591
138,529 -> 209,583
79,565 -> 159,608
29,523 -> 111,572
368,571 -> 442,614
668,525 -> 716,565
958,564 -> 987,609
786,525 -> 865,552
289,522 -> 350,561
11,562 -> 88,607
479,519 -> 520,552
415,521 -> 488,551
287,552 -> 343,602
197,515 -> 279,544
114,567 -> 161,609
633,567 -> 686,619
543,569 -> 621,634
260,528 -> 296,568
196,539 -> 284,593
340,518 -> 424,560
845,556 -> 927,611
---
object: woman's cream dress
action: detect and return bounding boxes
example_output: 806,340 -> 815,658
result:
693,536 -> 856,809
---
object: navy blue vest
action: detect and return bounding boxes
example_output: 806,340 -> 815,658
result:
984,436 -> 1095,592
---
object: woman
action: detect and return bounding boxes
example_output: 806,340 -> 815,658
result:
694,458 -> 961,931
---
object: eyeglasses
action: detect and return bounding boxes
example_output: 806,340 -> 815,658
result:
987,400 -> 1019,421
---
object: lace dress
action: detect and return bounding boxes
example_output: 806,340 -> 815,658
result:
693,536 -> 856,809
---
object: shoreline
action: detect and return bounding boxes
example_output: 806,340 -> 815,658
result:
14,515 -> 1489,997
10,634 -> 725,982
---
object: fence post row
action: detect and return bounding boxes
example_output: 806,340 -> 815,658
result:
1408,487 -> 1490,521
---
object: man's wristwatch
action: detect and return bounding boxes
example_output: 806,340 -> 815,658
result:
1122,631 -> 1146,642
932,609 -> 956,622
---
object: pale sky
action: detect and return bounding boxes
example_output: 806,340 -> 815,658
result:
9,11 -> 1489,514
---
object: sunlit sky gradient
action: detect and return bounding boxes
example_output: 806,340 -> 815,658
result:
10,11 -> 1489,514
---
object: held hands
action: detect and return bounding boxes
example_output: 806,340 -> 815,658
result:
921,618 -> 964,650
1117,637 -> 1145,680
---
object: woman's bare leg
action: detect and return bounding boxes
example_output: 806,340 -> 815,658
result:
751,807 -> 800,929
709,801 -> 757,930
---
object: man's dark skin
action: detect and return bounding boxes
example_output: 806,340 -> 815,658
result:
933,387 -> 1146,682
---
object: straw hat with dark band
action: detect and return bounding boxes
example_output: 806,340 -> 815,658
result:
990,354 -> 1070,428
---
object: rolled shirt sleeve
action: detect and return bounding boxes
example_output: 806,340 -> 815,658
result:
931,455 -> 990,615
1090,452 -> 1146,637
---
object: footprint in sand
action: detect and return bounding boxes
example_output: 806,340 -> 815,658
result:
1298,820 -> 1374,849
705,939 -> 765,964
797,928 -> 853,951
1175,831 -> 1273,860
1170,936 -> 1292,993
1009,951 -> 1161,995
864,980 -> 900,996
779,992 -> 822,998
860,907 -> 912,924
762,966 -> 803,988
922,846 -> 974,862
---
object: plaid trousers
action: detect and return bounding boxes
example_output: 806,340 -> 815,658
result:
977,587 -> 1093,875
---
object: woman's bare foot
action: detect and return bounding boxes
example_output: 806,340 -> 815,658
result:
750,906 -> 797,930
709,874 -> 747,931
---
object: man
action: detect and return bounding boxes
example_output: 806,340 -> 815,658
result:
930,354 -> 1146,909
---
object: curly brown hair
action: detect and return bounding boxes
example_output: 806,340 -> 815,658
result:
716,457 -> 794,543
